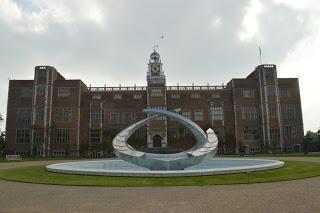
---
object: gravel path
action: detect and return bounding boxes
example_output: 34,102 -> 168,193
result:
0,157 -> 319,213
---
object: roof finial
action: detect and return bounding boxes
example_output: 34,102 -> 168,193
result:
154,45 -> 158,52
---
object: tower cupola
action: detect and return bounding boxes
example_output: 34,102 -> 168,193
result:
147,49 -> 165,85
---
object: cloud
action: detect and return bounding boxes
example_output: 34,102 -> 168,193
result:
277,14 -> 320,132
0,0 -> 108,34
0,0 -> 319,131
239,0 -> 263,42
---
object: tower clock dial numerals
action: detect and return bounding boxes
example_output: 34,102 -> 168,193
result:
151,65 -> 160,72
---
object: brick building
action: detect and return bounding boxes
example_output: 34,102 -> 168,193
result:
5,50 -> 304,157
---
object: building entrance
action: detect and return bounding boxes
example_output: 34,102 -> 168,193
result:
153,135 -> 162,148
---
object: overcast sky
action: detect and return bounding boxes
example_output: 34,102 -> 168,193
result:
0,0 -> 319,132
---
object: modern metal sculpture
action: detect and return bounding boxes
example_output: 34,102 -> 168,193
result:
112,109 -> 219,170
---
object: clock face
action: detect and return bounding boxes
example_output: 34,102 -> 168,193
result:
151,64 -> 160,72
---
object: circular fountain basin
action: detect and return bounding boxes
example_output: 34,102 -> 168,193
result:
46,158 -> 284,177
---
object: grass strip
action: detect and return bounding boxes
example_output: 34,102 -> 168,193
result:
0,161 -> 320,187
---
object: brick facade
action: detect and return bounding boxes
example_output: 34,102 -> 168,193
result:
5,51 -> 304,157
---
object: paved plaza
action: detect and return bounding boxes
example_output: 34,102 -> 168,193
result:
0,157 -> 320,213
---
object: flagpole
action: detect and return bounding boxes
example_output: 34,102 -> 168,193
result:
259,46 -> 262,64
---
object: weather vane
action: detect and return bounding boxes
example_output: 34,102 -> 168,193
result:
153,45 -> 158,52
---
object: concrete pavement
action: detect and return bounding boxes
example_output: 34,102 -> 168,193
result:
0,157 -> 319,213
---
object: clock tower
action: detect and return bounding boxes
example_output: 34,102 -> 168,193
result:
146,50 -> 167,148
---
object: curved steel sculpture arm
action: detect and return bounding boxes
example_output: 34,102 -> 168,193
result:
112,109 -> 219,170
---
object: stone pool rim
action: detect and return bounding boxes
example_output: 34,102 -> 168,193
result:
46,158 -> 284,177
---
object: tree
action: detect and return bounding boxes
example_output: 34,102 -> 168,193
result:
224,133 -> 236,154
0,114 -> 6,157
260,141 -> 271,153
304,130 -> 316,154
238,140 -> 246,156
102,129 -> 117,156
271,140 -> 280,154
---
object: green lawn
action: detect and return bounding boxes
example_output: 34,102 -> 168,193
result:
0,161 -> 320,187
0,157 -> 100,163
220,153 -> 320,158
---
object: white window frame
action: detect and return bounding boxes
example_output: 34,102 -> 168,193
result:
209,106 -> 223,121
54,108 -> 72,123
194,111 -> 203,121
54,129 -> 71,144
133,94 -> 142,99
171,94 -> 180,99
110,113 -> 120,125
92,94 -> 101,100
191,93 -> 201,99
243,88 -> 254,98
58,88 -> 70,97
150,88 -> 163,97
16,108 -> 32,124
182,111 -> 192,120
113,94 -> 122,100
16,129 -> 31,144
21,87 -> 33,98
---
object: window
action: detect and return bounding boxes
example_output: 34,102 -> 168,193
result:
191,93 -> 200,99
279,88 -> 290,98
266,85 -> 275,96
37,85 -> 46,96
181,128 -> 192,137
134,127 -> 146,138
133,94 -> 142,99
211,93 -> 221,98
270,129 -> 280,141
243,88 -> 254,98
36,109 -> 44,121
110,113 -> 120,125
58,88 -> 70,97
16,108 -> 32,124
241,106 -> 258,120
90,129 -> 101,144
133,112 -> 146,122
281,105 -> 295,120
209,106 -> 223,121
90,108 -> 104,124
150,88 -> 162,97
243,126 -> 259,140
52,151 -> 65,156
171,94 -> 180,99
171,128 -> 180,139
15,151 -> 28,156
33,131 -> 44,144
92,94 -> 101,100
21,87 -> 33,98
265,69 -> 274,78
16,129 -> 31,143
194,111 -> 203,121
283,126 -> 297,140
149,106 -> 166,120
250,146 -> 261,153
54,108 -> 72,123
54,129 -> 70,144
122,112 -> 132,124
113,94 -> 122,100
269,107 -> 278,119
182,111 -> 192,120
37,70 -> 47,80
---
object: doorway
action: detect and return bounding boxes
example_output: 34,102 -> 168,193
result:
153,135 -> 162,148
